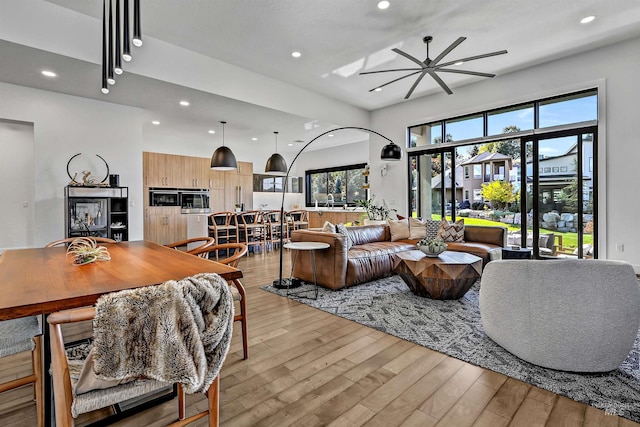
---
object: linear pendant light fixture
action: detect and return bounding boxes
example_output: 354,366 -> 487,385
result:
101,0 -> 109,94
132,0 -> 142,47
211,121 -> 238,170
122,0 -> 132,61
101,0 -> 143,93
265,131 -> 288,174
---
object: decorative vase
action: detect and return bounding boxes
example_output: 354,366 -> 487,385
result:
418,244 -> 447,257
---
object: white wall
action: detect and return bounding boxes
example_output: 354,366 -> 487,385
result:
370,36 -> 640,270
0,82 -> 145,247
0,120 -> 35,249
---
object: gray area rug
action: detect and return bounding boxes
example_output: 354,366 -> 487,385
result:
262,276 -> 640,422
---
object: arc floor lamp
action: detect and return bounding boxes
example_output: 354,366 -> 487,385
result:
272,127 -> 402,288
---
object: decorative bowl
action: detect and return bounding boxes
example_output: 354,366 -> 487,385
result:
418,244 -> 447,257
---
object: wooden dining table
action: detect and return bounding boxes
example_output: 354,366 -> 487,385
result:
0,240 -> 242,426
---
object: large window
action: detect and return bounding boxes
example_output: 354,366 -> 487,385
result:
305,164 -> 367,207
408,89 -> 598,259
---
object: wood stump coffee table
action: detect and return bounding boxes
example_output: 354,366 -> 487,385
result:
392,250 -> 482,299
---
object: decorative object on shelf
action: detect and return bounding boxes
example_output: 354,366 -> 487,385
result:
273,127 -> 402,289
211,121 -> 238,170
66,153 -> 110,186
101,0 -> 143,94
66,237 -> 112,265
265,131 -> 288,174
417,237 -> 448,257
360,35 -> 507,98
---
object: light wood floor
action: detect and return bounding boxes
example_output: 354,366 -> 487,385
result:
1,248 -> 638,426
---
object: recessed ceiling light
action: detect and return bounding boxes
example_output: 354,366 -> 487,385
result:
454,61 -> 464,66
208,130 -> 216,134
179,100 -> 190,106
374,87 -> 383,92
291,51 -> 302,58
251,137 -> 258,141
151,120 -> 160,125
580,15 -> 595,24
41,70 -> 57,77
288,143 -> 294,147
378,1 -> 390,10
328,134 -> 334,137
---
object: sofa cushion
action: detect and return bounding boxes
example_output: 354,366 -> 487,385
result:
347,224 -> 390,246
388,219 -> 410,241
408,218 -> 440,240
322,221 -> 336,233
336,223 -> 353,250
346,241 -> 415,286
437,219 -> 465,242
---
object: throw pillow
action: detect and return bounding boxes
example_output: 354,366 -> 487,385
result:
437,219 -> 465,242
336,223 -> 353,250
322,221 -> 336,233
388,219 -> 410,241
425,219 -> 440,241
408,217 -> 427,239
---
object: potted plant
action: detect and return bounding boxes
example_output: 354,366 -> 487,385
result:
416,237 -> 448,257
355,196 -> 394,225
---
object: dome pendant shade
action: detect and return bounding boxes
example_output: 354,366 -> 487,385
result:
211,146 -> 238,170
265,131 -> 287,174
211,121 -> 238,170
381,142 -> 402,161
265,153 -> 287,174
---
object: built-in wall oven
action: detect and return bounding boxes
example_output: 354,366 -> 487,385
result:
149,188 -> 180,206
180,189 -> 210,214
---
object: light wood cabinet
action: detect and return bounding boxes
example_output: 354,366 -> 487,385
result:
144,152 -> 177,187
223,161 -> 253,211
145,207 -> 186,245
308,210 -> 364,228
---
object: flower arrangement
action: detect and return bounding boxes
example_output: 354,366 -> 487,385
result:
354,196 -> 394,221
66,237 -> 111,265
416,237 -> 448,256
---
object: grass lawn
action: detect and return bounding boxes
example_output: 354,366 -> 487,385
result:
435,215 -> 592,249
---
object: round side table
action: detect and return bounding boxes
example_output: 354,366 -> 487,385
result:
283,241 -> 330,299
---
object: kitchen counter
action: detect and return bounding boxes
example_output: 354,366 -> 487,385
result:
308,209 -> 365,228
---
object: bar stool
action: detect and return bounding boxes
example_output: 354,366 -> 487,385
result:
264,210 -> 289,250
286,209 -> 309,231
208,211 -> 238,245
236,211 -> 267,254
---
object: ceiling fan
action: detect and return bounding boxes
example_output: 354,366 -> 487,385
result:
360,36 -> 507,98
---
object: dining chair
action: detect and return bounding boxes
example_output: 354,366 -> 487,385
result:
236,211 -> 267,254
208,211 -> 238,245
46,273 -> 234,426
0,317 -> 43,427
45,237 -> 117,247
191,243 -> 249,359
165,236 -> 215,257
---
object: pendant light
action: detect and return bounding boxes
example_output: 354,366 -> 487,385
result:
381,141 -> 402,160
211,121 -> 238,170
122,0 -> 132,61
107,0 -> 115,85
265,131 -> 288,174
101,0 -> 109,94
114,0 -> 123,74
132,0 -> 143,47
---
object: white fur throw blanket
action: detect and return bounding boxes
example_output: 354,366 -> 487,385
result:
92,273 -> 234,394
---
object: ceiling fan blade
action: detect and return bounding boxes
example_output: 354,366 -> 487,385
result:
436,50 -> 508,68
392,48 -> 427,67
426,69 -> 453,95
367,71 -> 422,92
437,68 -> 496,78
430,37 -> 466,66
359,67 -> 423,75
404,71 -> 428,99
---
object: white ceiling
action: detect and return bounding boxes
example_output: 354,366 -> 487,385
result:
2,0 -> 640,154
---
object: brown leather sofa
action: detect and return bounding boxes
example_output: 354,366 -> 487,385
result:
290,223 -> 507,290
